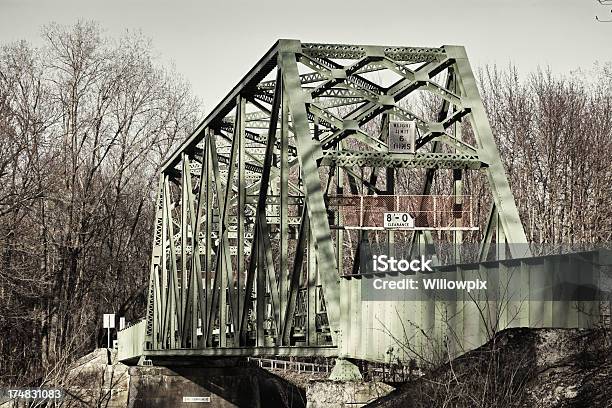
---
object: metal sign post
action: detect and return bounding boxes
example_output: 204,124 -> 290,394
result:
103,313 -> 115,349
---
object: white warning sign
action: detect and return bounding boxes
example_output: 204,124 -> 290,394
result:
384,212 -> 415,229
389,121 -> 416,153
103,313 -> 115,329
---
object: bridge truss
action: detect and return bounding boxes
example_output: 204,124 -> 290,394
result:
143,40 -> 528,355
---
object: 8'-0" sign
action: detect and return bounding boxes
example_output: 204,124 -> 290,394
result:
384,212 -> 414,229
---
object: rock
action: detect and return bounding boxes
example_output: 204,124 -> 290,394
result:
366,328 -> 612,407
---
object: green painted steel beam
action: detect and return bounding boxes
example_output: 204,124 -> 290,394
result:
281,206 -> 308,345
279,40 -> 341,346
145,346 -> 339,358
142,39 -> 533,358
447,46 -> 529,251
161,41 -> 280,173
320,151 -> 486,169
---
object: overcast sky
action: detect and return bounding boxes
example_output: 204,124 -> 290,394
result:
1,0 -> 610,112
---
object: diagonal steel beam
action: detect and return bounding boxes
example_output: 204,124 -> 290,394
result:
161,42 -> 280,172
279,40 -> 341,345
281,206 -> 309,345
448,46 -> 529,251
238,68 -> 283,341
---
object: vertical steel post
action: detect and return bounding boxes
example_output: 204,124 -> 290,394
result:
336,140 -> 344,277
307,225 -> 317,346
180,154 -> 189,346
203,131 -> 213,346
146,175 -> 164,349
279,87 -> 289,335
237,96 -> 246,340
164,177 -> 181,348
453,74 -> 463,263
160,175 -> 169,346
256,225 -> 266,346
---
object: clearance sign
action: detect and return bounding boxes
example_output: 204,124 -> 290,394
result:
383,212 -> 415,229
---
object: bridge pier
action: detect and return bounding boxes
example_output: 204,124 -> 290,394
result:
63,350 -> 307,407
129,357 -> 306,407
306,359 -> 394,408
328,358 -> 362,381
306,381 -> 393,408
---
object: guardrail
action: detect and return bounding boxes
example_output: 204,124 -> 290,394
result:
247,357 -> 332,374
247,357 -> 418,382
117,319 -> 146,362
118,317 -> 145,332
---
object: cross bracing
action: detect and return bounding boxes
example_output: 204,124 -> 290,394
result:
143,40 -> 529,356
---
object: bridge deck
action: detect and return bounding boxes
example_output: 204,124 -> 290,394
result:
144,346 -> 338,358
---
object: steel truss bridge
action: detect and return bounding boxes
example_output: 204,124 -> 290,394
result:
117,40 -> 606,365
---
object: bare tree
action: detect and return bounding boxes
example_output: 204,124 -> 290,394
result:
0,21 -> 201,387
479,65 -> 612,247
